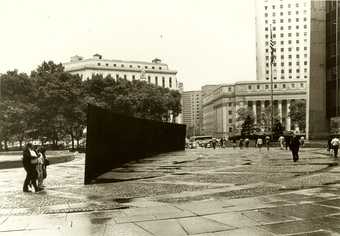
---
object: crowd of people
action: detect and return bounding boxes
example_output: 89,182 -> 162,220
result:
204,133 -> 307,162
22,143 -> 49,193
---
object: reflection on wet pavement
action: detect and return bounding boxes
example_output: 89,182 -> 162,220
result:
1,148 -> 340,235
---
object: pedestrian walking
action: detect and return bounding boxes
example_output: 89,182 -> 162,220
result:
37,147 -> 49,188
22,143 -> 42,192
289,133 -> 300,162
331,136 -> 340,158
265,135 -> 270,151
278,136 -> 285,150
300,136 -> 305,147
285,135 -> 291,150
328,137 -> 333,156
212,138 -> 217,149
232,139 -> 237,149
239,138 -> 244,149
244,138 -> 250,148
256,137 -> 263,151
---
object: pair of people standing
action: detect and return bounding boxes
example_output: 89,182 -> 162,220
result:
22,143 -> 48,193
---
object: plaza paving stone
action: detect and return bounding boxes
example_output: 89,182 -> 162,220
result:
1,147 -> 340,235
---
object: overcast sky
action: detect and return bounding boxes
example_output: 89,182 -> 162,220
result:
0,0 -> 256,91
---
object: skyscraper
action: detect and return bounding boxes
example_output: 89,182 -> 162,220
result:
255,0 -> 310,82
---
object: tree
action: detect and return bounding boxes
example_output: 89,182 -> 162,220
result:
273,119 -> 284,138
241,115 -> 255,137
289,100 -> 306,132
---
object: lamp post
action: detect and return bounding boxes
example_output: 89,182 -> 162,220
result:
336,0 -> 339,116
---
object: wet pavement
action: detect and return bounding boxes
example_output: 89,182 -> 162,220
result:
1,147 -> 340,235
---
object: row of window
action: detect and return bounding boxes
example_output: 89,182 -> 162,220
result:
113,74 -> 173,88
265,61 -> 308,68
265,18 -> 307,24
265,12 -> 308,18
266,69 -> 309,74
265,75 -> 308,80
265,2 -> 307,10
248,83 -> 304,90
96,62 -> 164,70
265,47 -> 308,52
265,54 -> 308,60
266,26 -> 308,32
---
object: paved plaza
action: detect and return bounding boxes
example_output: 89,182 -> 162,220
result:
1,147 -> 340,235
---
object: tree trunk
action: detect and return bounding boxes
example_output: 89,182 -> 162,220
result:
70,132 -> 75,150
4,139 -> 8,151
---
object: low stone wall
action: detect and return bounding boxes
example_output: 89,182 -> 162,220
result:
85,105 -> 186,184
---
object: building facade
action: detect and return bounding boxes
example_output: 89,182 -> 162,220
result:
182,91 -> 202,136
63,54 -> 179,90
202,80 -> 306,137
256,0 -> 311,82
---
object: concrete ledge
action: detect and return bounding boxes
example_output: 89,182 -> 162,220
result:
0,153 -> 76,170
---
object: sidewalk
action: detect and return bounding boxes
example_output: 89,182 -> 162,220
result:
1,148 -> 340,235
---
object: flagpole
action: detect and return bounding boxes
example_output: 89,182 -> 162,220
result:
270,24 -> 274,139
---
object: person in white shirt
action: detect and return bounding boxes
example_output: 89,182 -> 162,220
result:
256,137 -> 263,151
278,136 -> 285,150
331,137 -> 340,158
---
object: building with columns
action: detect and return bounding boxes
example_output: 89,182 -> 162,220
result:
202,80 -> 306,137
63,54 -> 179,90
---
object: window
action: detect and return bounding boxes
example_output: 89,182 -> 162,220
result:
114,64 -> 117,67
162,77 -> 165,87
124,74 -> 127,79
257,85 -> 260,89
265,41 -> 269,46
266,62 -> 269,67
274,84 -> 277,88
289,69 -> 292,73
266,77 -> 269,80
280,19 -> 284,23
137,65 -> 140,68
280,4 -> 283,8
304,25 -> 307,29
283,84 -> 286,88
288,40 -> 292,44
169,78 -> 172,88
296,47 -> 299,51
228,119 -> 232,124
296,69 -> 300,73
296,25 -> 299,29
280,13 -> 284,17
265,85 -> 269,89
132,75 -> 135,80
296,54 -> 300,58
280,33 -> 284,37
265,13 -> 268,17
129,65 -> 133,68
289,62 -> 292,66
304,61 -> 307,65
288,55 -> 292,59
228,110 -> 232,115
97,63 -> 101,66
296,40 -> 299,44
304,47 -> 307,50
272,5 -> 275,9
296,3 -> 299,7
121,64 -> 124,67
300,83 -> 304,88
281,41 -> 284,45
292,83 -> 295,88
288,11 -> 291,15
116,74 -> 119,79
148,76 -> 151,83
159,67 -> 162,70
304,68 -> 307,73
288,48 -> 292,52
288,33 -> 292,37
296,33 -> 299,37
288,26 -> 292,30
105,63 -> 109,66
265,34 -> 269,39
152,66 -> 155,69
288,3 -> 291,8
281,48 -> 284,52
304,17 -> 307,22
296,62 -> 300,66
281,69 -> 284,73
145,66 -> 148,69
281,55 -> 284,59
265,6 -> 268,10
266,48 -> 269,53
229,127 -> 233,133
228,87 -> 232,92
265,20 -> 268,24
266,70 -> 269,74
155,76 -> 158,85
248,85 -> 252,90
272,13 -> 276,17
265,27 -> 268,31
228,102 -> 232,106
288,18 -> 291,23
281,62 -> 284,66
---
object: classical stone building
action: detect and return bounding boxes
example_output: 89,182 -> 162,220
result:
63,54 -> 179,90
202,80 -> 306,137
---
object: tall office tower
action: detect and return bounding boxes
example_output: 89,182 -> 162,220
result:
255,0 -> 311,82
182,91 -> 202,136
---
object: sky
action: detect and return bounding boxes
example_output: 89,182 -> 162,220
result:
0,0 -> 256,91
